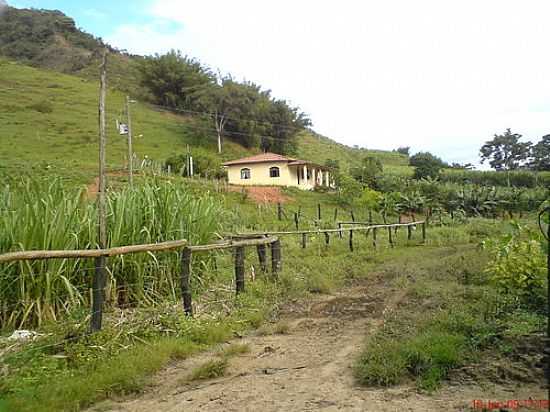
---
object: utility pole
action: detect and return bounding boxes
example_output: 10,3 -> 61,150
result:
91,49 -> 108,332
126,95 -> 133,186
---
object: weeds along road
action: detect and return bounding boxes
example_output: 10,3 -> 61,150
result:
91,245 -> 545,412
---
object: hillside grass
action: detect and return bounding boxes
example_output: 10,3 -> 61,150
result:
0,58 -> 413,186
296,131 -> 410,173
0,58 -> 254,185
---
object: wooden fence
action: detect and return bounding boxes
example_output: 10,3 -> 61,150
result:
0,220 -> 424,332
0,236 -> 280,332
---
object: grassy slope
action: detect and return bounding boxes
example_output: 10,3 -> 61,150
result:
0,58 -> 410,185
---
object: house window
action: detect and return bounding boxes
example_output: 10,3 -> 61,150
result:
240,168 -> 251,179
269,167 -> 280,178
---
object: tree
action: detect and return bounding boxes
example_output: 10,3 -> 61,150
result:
409,152 -> 446,180
450,162 -> 474,170
480,129 -> 532,182
396,146 -> 410,156
350,156 -> 383,188
138,50 -> 215,109
530,134 -> 550,171
337,174 -> 363,206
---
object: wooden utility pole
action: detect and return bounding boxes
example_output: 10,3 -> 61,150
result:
126,95 -> 133,186
91,49 -> 108,332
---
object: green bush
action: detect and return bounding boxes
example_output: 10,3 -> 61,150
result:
27,100 -> 53,113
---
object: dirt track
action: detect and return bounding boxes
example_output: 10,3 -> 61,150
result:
92,271 -> 544,412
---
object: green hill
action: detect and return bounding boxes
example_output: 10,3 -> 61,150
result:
0,58 -> 409,185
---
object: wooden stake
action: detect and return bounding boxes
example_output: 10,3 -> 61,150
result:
126,95 -> 133,186
372,227 -> 377,249
422,222 -> 427,243
407,225 -> 412,241
388,227 -> 394,248
271,239 -> 281,276
235,246 -> 245,294
180,247 -> 192,316
257,243 -> 267,274
91,49 -> 108,333
294,212 -> 299,230
334,207 -> 338,221
317,203 -> 321,220
324,232 -> 330,245
301,232 -> 307,249
349,229 -> 354,252
277,203 -> 282,221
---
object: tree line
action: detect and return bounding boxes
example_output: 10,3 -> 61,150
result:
139,50 -> 311,154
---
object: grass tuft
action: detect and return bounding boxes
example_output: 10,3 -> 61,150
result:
186,359 -> 228,382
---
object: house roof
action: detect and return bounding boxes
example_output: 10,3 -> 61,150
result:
222,152 -> 331,170
222,153 -> 295,166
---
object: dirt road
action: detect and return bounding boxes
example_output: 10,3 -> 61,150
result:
93,275 -> 544,412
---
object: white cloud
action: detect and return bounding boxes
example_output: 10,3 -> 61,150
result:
106,0 -> 550,166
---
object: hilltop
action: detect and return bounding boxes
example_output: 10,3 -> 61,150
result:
0,5 -> 409,185
0,58 -> 408,185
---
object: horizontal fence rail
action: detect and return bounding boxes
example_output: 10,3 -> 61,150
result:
233,221 -> 426,237
0,239 -> 189,263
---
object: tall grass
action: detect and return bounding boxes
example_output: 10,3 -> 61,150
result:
0,177 -> 224,330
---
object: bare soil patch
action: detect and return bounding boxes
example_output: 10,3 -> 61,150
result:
90,274 -> 544,412
228,186 -> 293,204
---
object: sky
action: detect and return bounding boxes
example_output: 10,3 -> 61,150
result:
7,0 -> 550,167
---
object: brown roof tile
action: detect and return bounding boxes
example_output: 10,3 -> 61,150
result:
222,152 -> 295,166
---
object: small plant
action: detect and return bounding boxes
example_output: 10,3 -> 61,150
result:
218,343 -> 250,358
187,359 -> 228,381
27,100 -> 53,113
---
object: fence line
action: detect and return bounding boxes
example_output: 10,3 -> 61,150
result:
0,221 -> 424,332
233,221 -> 426,237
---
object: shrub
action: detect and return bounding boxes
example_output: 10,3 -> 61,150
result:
27,100 -> 53,113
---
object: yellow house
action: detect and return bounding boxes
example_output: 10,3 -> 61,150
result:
223,153 -> 334,190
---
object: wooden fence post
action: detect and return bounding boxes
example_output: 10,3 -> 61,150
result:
318,203 -> 321,220
422,222 -> 427,243
334,207 -> 338,221
180,247 -> 193,316
257,243 -> 267,274
91,256 -> 106,332
277,203 -> 282,221
338,222 -> 343,238
271,239 -> 281,276
349,229 -> 354,252
235,246 -> 245,294
372,227 -> 377,249
350,210 -> 355,222
407,225 -> 412,241
324,232 -> 330,245
388,227 -> 394,248
91,49 -> 108,333
294,212 -> 299,230
302,232 -> 307,249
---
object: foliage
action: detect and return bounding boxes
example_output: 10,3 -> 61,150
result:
409,152 -> 446,180
350,155 -> 383,188
337,174 -> 363,206
357,188 -> 383,212
440,168 -> 550,188
530,134 -> 550,171
395,146 -> 410,156
0,177 -> 224,329
480,128 -> 532,173
483,222 -> 547,311
164,149 -> 226,179
138,50 -> 215,110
